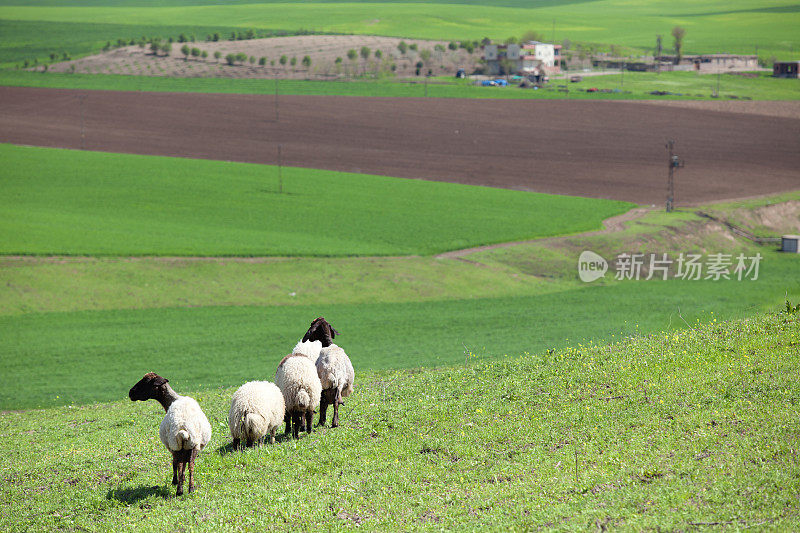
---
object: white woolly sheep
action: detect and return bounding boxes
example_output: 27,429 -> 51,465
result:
229,381 -> 285,448
302,317 -> 355,428
275,353 -> 322,439
129,372 -> 211,496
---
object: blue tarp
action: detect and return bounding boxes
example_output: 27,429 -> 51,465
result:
480,79 -> 508,87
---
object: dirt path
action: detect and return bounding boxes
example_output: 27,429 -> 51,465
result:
1,87 -> 798,205
435,207 -> 652,260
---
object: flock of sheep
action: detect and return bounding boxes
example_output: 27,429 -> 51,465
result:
128,317 -> 354,496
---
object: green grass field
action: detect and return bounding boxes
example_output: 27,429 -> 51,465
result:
1,0 -> 798,68
2,69 -> 798,100
1,311 -> 798,530
0,144 -> 631,256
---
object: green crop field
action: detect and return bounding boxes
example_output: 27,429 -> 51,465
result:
1,0 -> 798,68
0,144 -> 631,257
1,311 -> 798,530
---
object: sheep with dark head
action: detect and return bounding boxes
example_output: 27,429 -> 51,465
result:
129,372 -> 211,496
303,317 -> 354,428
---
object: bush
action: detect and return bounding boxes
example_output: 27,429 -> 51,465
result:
409,43 -> 418,51
235,52 -> 247,63
214,51 -> 221,61
259,57 -> 267,66
279,55 -> 287,66
181,44 -> 190,59
191,48 -> 201,59
397,41 -> 407,55
225,53 -> 236,66
201,50 -> 208,60
360,46 -> 370,60
374,49 -> 382,59
290,56 -> 297,66
302,55 -> 311,67
448,41 -> 458,51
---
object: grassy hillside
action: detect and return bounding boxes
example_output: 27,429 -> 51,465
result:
3,198 -> 799,410
2,70 -> 798,100
1,311 -> 798,530
1,0 -> 798,68
0,144 -> 630,256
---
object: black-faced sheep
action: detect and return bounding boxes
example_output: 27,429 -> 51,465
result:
303,317 -> 355,428
229,381 -> 285,448
275,353 -> 322,439
129,372 -> 211,496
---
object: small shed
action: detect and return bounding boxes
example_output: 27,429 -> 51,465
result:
782,235 -> 800,253
773,61 -> 800,78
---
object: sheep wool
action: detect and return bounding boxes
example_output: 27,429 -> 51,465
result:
229,381 -> 285,446
275,354 -> 322,438
159,396 -> 212,453
316,343 -> 355,399
292,339 -> 322,360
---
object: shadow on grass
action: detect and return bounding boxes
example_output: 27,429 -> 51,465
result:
215,432 -> 297,456
106,485 -> 171,504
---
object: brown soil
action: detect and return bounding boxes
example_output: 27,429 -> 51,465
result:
630,99 -> 800,120
45,35 -> 478,79
0,86 -> 798,205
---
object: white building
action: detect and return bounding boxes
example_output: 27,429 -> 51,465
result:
483,41 -> 561,76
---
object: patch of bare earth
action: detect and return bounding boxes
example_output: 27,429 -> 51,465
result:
46,35 -> 479,79
630,100 -> 800,120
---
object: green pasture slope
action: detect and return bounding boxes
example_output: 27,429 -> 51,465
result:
2,69 -> 798,100
1,311 -> 798,530
0,0 -> 798,67
0,144 -> 631,256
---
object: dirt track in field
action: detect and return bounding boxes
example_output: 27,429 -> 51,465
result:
0,86 -> 798,205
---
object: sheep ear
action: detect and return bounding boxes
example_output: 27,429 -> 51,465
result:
152,375 -> 169,388
330,326 -> 339,338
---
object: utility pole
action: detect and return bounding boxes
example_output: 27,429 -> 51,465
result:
655,35 -> 662,75
665,139 -> 684,213
621,60 -> 625,88
277,144 -> 283,194
78,94 -> 86,149
275,77 -> 279,121
552,19 -> 556,43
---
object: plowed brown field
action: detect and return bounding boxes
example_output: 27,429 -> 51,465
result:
1,86 -> 797,204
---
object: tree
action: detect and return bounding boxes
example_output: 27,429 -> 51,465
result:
235,52 -> 247,64
178,33 -> 188,43
214,50 -> 222,62
448,41 -> 458,51
360,46 -> 370,60
213,32 -> 220,42
259,56 -> 267,66
504,36 -> 518,45
419,49 -> 431,64
464,42 -> 474,54
150,41 -> 161,55
481,37 -> 492,46
201,50 -> 208,60
346,49 -> 357,61
181,44 -> 191,60
192,48 -> 201,60
290,56 -> 297,68
225,53 -> 236,66
409,43 -> 418,51
374,49 -> 382,59
671,26 -> 686,64
161,42 -> 171,56
521,30 -> 544,43
415,60 -> 423,76
249,55 -> 256,65
302,55 -> 311,68
397,41 -> 407,55
279,54 -> 288,68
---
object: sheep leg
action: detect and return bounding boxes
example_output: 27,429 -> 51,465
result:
291,412 -> 301,439
305,411 -> 313,434
188,447 -> 198,493
284,412 -> 291,436
332,389 -> 343,428
176,458 -> 186,496
232,437 -> 240,450
171,453 -> 179,485
270,427 -> 276,445
318,397 -> 329,427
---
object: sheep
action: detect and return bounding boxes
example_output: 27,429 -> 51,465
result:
128,372 -> 211,496
228,380 -> 285,448
275,353 -> 322,439
302,317 -> 354,428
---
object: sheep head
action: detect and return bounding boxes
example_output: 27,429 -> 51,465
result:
302,317 -> 339,347
129,372 -> 169,402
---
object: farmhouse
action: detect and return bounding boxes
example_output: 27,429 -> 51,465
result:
773,61 -> 800,78
483,41 -> 562,76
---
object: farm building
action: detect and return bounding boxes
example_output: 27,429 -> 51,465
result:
656,53 -> 758,72
483,41 -> 562,76
773,61 -> 800,78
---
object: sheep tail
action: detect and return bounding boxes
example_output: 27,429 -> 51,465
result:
176,430 -> 190,450
244,413 -> 263,439
297,390 -> 311,410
